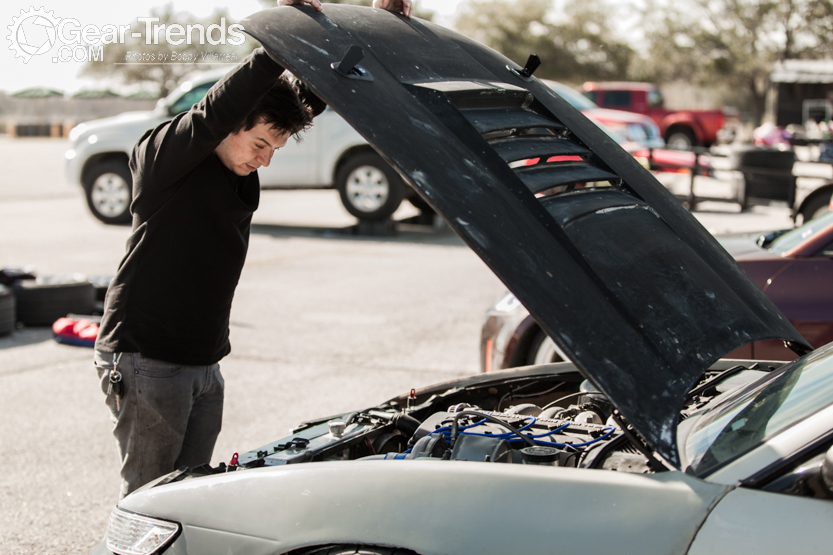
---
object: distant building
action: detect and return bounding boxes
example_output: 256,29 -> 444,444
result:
0,87 -> 158,137
768,59 -> 833,126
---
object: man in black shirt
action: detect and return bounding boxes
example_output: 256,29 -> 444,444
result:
94,0 -> 412,498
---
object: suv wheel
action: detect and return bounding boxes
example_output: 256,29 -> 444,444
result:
13,275 -> 95,327
337,152 -> 404,221
84,160 -> 133,225
666,127 -> 696,150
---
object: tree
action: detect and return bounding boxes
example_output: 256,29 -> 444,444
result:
796,0 -> 833,58
454,0 -> 634,84
81,6 -> 251,98
258,0 -> 435,20
636,0 -> 833,124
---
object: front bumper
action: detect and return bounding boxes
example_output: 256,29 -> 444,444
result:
90,542 -> 113,555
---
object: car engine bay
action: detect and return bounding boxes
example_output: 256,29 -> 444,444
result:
161,362 -> 783,486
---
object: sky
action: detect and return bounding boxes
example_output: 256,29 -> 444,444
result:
1,0 -> 470,95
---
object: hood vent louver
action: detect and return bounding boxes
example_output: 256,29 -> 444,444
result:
414,80 -> 633,219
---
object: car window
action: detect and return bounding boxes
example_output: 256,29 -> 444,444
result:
648,89 -> 664,108
169,82 -> 216,115
601,90 -> 631,108
682,345 -> 833,476
768,210 -> 833,255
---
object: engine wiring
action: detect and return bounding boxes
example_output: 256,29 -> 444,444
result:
423,410 -> 617,452
450,410 -> 537,447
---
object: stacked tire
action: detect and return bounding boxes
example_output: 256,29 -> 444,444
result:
0,285 -> 14,336
88,275 -> 113,314
13,275 -> 96,326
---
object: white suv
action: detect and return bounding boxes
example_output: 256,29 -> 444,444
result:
64,72 -> 424,224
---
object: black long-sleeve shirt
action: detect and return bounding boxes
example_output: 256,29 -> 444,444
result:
95,49 -> 283,365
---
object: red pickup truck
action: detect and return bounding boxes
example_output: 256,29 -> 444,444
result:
580,82 -> 725,150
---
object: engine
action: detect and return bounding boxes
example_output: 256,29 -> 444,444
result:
227,377 -> 640,472
157,363 -> 775,485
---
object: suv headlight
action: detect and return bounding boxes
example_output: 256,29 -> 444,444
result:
106,507 -> 180,555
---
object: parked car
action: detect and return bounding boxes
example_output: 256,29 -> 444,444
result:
65,75 -> 661,226
543,82 -> 711,176
65,73 -> 424,224
94,6 -> 830,555
483,209 -> 833,372
580,81 -> 725,149
544,80 -> 665,150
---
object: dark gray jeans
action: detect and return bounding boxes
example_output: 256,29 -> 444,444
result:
94,351 -> 224,499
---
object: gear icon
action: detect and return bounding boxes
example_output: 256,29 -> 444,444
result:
7,7 -> 61,64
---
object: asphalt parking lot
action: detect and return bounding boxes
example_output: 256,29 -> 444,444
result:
0,137 -> 796,553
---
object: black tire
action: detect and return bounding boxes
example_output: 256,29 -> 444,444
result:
801,192 -> 832,223
665,127 -> 696,150
300,545 -> 419,555
13,275 -> 95,327
336,152 -> 405,221
524,329 -> 566,366
83,160 -> 133,225
0,285 -> 15,336
87,275 -> 114,302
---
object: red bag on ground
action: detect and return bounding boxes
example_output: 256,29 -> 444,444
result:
52,317 -> 99,348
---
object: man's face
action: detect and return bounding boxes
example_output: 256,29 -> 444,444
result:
215,121 -> 291,176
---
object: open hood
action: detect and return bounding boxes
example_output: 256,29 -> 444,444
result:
242,5 -> 809,467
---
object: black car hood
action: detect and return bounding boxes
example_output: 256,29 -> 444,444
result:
242,5 -> 809,467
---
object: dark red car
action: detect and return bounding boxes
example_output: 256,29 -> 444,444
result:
481,210 -> 833,372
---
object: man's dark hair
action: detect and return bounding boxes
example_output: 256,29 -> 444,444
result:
233,73 -> 322,137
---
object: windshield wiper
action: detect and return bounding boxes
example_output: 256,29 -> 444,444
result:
756,229 -> 789,249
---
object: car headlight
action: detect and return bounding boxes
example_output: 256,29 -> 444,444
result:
106,507 -> 180,555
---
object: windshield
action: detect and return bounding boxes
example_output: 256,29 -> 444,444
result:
169,81 -> 216,115
682,342 -> 833,476
544,81 -> 598,111
768,210 -> 833,255
648,89 -> 664,108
